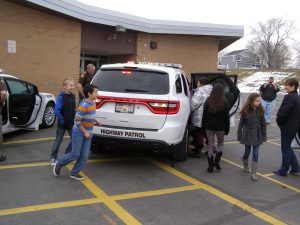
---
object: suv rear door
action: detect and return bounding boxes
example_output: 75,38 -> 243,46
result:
5,78 -> 42,129
191,73 -> 240,116
92,68 -> 172,130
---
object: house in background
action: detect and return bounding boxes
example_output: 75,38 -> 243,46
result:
219,49 -> 261,69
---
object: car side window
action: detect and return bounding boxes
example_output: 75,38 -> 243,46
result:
26,83 -> 36,94
180,74 -> 188,97
175,77 -> 182,93
6,79 -> 30,94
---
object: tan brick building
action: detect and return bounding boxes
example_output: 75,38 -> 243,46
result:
0,0 -> 243,96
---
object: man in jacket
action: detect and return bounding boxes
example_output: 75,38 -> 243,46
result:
274,78 -> 300,176
78,64 -> 96,102
259,77 -> 280,124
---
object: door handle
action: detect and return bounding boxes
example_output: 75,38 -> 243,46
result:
12,116 -> 18,120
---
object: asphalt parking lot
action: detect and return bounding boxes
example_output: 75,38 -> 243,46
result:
1,95 -> 300,225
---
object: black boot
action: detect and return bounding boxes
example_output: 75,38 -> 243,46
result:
214,151 -> 223,172
189,145 -> 203,158
207,155 -> 214,173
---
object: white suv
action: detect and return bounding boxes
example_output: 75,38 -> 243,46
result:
91,63 -> 240,161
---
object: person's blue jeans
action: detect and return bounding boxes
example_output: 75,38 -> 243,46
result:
57,128 -> 92,175
261,99 -> 275,123
243,145 -> 259,162
50,126 -> 72,159
276,129 -> 300,175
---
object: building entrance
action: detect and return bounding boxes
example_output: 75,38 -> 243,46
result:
80,54 -> 108,72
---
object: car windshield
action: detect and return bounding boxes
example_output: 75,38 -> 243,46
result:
92,69 -> 169,95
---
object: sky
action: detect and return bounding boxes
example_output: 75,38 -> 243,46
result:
76,0 -> 299,54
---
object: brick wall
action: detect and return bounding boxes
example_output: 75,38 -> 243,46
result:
136,33 -> 218,78
0,0 -> 81,96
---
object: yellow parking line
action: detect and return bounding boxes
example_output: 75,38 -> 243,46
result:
0,158 -> 141,170
112,185 -> 199,201
267,141 -> 280,146
0,198 -> 101,216
221,158 -> 300,193
262,173 -> 275,177
150,159 -> 287,225
67,165 -> 142,225
0,162 -> 49,170
0,185 -> 197,217
2,136 -> 70,145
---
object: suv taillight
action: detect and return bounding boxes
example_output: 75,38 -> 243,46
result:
96,96 -> 180,115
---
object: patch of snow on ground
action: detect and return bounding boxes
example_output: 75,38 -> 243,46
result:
238,72 -> 293,93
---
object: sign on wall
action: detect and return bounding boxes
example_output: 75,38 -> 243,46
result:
7,40 -> 16,53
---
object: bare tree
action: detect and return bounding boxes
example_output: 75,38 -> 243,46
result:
295,42 -> 300,68
247,17 -> 295,69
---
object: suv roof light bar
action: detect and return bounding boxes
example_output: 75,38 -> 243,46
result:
133,62 -> 183,69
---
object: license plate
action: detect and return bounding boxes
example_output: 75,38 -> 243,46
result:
115,103 -> 134,113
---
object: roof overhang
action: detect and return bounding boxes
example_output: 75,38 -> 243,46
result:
21,0 -> 243,39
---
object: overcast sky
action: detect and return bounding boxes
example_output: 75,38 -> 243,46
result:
76,0 -> 299,52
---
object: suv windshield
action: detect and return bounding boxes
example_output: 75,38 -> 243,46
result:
93,69 -> 169,95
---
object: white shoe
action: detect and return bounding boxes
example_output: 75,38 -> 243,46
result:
50,159 -> 56,166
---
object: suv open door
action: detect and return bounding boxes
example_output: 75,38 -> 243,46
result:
191,73 -> 240,116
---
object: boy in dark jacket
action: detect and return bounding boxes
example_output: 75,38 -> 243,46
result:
274,78 -> 300,176
50,78 -> 76,165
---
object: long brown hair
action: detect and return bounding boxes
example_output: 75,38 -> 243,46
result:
241,93 -> 264,118
206,83 -> 227,113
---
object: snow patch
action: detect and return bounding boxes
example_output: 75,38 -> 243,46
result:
237,71 -> 294,93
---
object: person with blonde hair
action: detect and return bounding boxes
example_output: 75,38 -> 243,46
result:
50,78 -> 76,165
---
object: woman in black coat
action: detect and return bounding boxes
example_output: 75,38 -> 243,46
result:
274,78 -> 300,176
202,84 -> 230,173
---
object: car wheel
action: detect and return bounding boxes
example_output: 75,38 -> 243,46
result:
41,102 -> 56,128
173,128 -> 188,161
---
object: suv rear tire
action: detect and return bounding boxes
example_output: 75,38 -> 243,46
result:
173,128 -> 188,161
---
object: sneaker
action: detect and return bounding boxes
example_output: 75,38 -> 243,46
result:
70,173 -> 84,181
289,170 -> 300,175
53,163 -> 62,177
0,155 -> 7,162
50,158 -> 56,166
273,170 -> 287,176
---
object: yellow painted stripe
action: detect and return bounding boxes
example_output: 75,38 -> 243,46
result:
221,158 -> 300,194
0,158 -> 142,170
263,173 -> 276,177
2,136 -> 69,145
112,185 -> 199,201
150,159 -> 287,225
0,198 -> 101,216
267,141 -> 281,146
224,139 -> 280,146
224,141 -> 239,144
66,165 -> 141,225
0,162 -> 49,170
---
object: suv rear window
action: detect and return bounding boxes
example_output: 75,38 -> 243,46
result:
93,69 -> 169,95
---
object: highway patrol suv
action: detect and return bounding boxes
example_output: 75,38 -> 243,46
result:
91,63 -> 240,161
